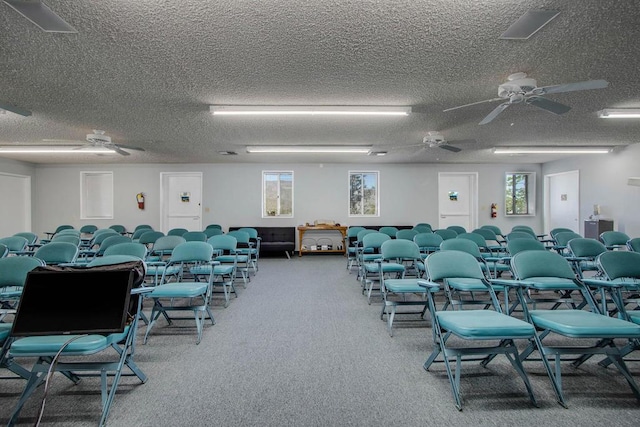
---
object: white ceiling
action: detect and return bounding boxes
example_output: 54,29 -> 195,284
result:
0,0 -> 638,165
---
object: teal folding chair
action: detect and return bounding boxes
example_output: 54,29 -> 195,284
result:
109,224 -> 127,234
103,242 -> 148,260
190,235 -> 239,307
167,227 -> 188,237
6,258 -> 149,426
418,250 -> 537,410
33,242 -> 79,265
239,227 -> 260,273
43,224 -> 74,240
227,230 -> 254,280
412,224 -> 432,234
413,232 -> 442,258
506,250 -> 640,407
144,242 -> 216,344
627,237 -> 640,253
600,230 -> 631,250
378,239 -> 428,336
433,229 -> 457,241
0,243 -> 8,258
446,225 -> 466,235
345,226 -> 365,271
182,231 -> 208,242
395,229 -> 418,241
204,227 -> 224,238
0,236 -> 28,255
378,226 -> 399,239
13,232 -> 38,249
566,238 -> 607,278
359,232 -> 391,302
552,231 -> 581,255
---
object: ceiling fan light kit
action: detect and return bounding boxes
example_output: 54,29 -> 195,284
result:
210,105 -> 411,116
598,109 -> 640,118
493,147 -> 613,154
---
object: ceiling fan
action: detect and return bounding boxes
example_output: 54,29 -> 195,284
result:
386,132 -> 476,154
37,130 -> 146,155
444,72 -> 609,125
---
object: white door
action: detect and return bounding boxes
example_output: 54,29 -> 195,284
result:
160,172 -> 203,233
0,173 -> 31,236
438,172 -> 478,231
544,170 -> 579,234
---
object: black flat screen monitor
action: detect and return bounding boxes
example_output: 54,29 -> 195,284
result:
11,269 -> 134,337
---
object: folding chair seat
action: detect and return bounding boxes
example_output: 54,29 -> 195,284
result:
33,242 -> 79,265
418,250 -> 537,410
6,257 -> 149,426
377,240 -> 428,336
144,242 -> 216,344
345,226 -> 365,271
505,250 -> 640,407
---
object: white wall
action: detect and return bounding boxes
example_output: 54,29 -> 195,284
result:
542,143 -> 640,237
26,162 -> 542,245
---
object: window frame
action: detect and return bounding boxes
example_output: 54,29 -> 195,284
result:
348,170 -> 380,217
261,170 -> 294,218
80,171 -> 114,220
504,172 -> 535,216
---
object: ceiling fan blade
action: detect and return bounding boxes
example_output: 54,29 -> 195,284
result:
479,102 -> 510,125
116,144 -> 145,152
439,144 -> 462,153
526,96 -> 571,115
443,97 -> 503,112
534,79 -> 609,95
110,146 -> 130,156
0,100 -> 32,116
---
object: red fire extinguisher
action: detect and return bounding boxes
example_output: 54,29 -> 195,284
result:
136,193 -> 145,210
490,203 -> 497,218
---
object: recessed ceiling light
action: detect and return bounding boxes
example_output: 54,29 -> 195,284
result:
246,145 -> 372,154
211,106 -> 410,116
598,109 -> 640,118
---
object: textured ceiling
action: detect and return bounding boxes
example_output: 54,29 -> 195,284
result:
0,0 -> 638,165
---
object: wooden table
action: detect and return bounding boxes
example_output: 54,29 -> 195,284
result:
297,225 -> 348,256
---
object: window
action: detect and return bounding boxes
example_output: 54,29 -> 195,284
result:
81,171 -> 113,219
262,171 -> 293,218
505,172 -> 535,216
349,171 -> 379,216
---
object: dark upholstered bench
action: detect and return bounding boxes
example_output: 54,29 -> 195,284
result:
229,227 -> 295,258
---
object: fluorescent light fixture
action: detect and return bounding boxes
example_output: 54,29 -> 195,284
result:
0,146 -> 117,154
598,108 -> 640,118
211,105 -> 410,116
3,0 -> 77,33
493,147 -> 613,154
246,145 -> 372,154
368,151 -> 388,156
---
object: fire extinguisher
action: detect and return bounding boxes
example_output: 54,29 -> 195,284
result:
136,193 -> 145,210
490,203 -> 497,218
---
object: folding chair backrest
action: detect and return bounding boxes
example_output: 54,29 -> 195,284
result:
512,225 -> 535,234
413,232 -> 443,251
134,224 -> 153,232
131,228 -> 151,241
426,250 -> 486,281
456,232 -> 486,249
79,224 -> 98,235
600,231 -> 630,247
56,229 -> 81,237
361,232 -> 390,252
511,250 -> 576,280
90,229 -> 120,247
597,251 -> 640,281
167,228 -> 188,237
507,238 -> 545,255
550,227 -> 575,239
378,227 -> 399,238
440,238 -> 483,258
109,225 -> 127,234
627,237 -> 640,253
0,243 -> 8,258
204,228 -> 224,238
208,234 -> 238,253
0,256 -> 44,289
0,236 -> 28,252
182,231 -> 208,242
138,231 -> 165,246
205,224 -> 222,230
34,242 -> 79,265
433,229 -> 457,240
151,235 -> 186,252
103,242 -> 148,259
506,231 -> 536,241
228,230 -> 250,245
554,231 -> 582,247
567,238 -> 607,258
395,229 -> 418,241
472,228 -> 498,242
52,234 -> 81,246
13,232 -> 37,245
412,225 -> 432,233
481,224 -> 503,236
447,225 -> 466,235
380,239 -> 421,261
169,241 -> 215,263
98,235 -> 133,256
239,227 -> 258,239
347,226 -> 365,239
53,225 -> 74,234
356,229 -> 376,244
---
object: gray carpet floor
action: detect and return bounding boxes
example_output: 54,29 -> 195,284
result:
1,255 -> 640,426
